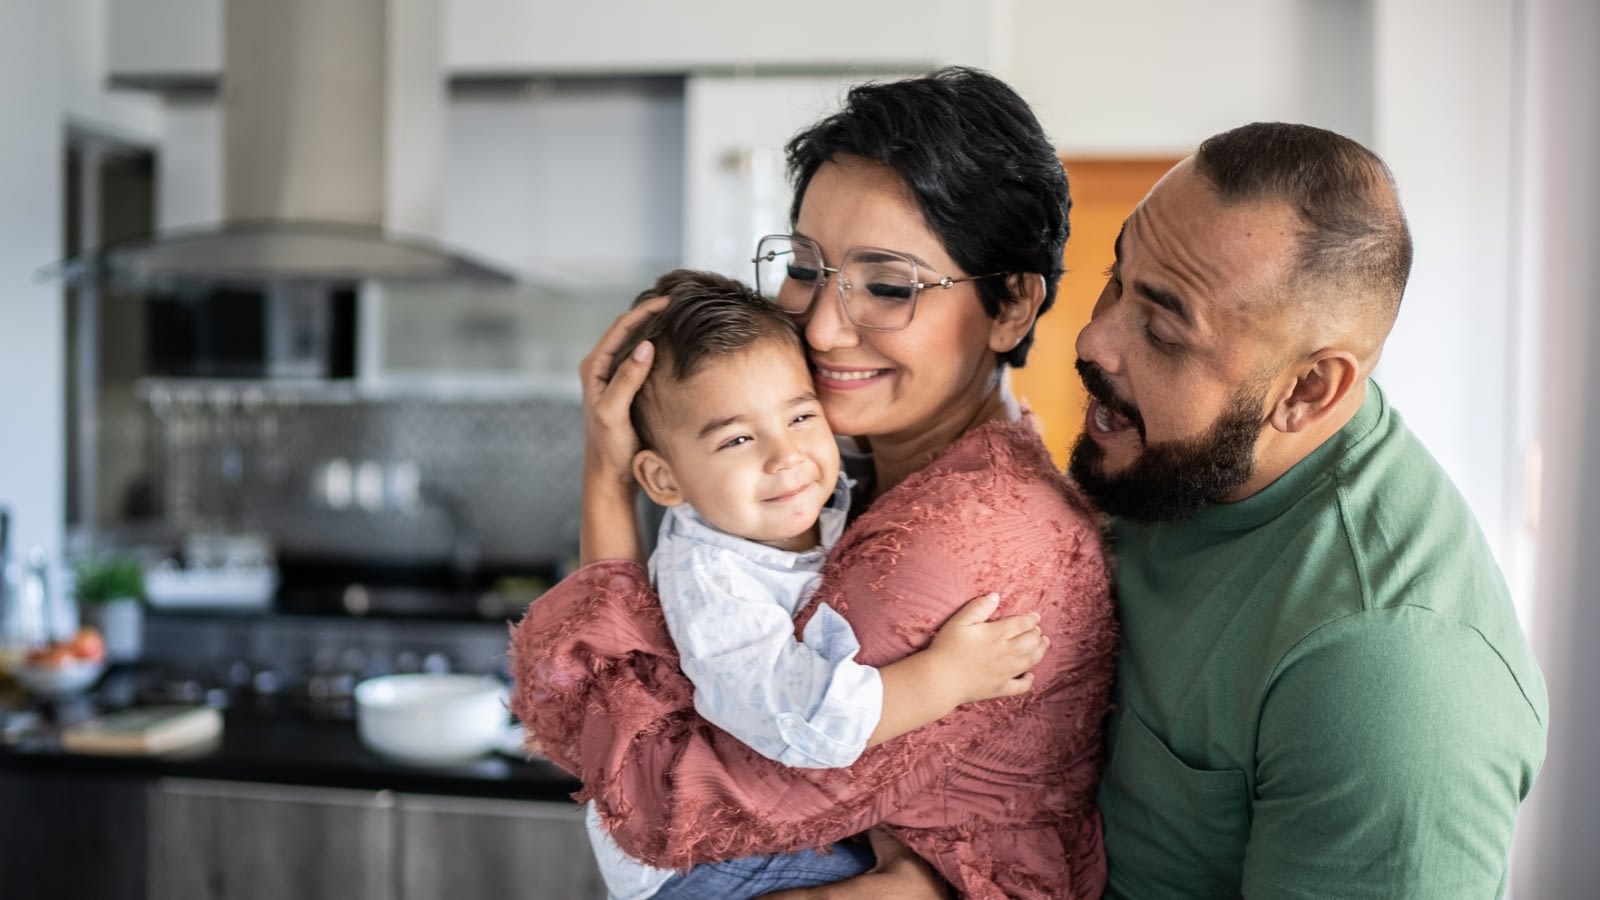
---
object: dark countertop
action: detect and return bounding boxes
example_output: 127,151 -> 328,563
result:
0,681 -> 582,804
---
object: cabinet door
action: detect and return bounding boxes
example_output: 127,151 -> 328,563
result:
396,794 -> 605,900
0,769 -> 147,900
149,778 -> 394,900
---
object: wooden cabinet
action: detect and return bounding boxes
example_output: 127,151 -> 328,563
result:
0,769 -> 148,900
396,793 -> 605,900
146,777 -> 601,900
149,778 -> 395,900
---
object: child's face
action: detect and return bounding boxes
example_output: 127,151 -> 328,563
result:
633,339 -> 842,552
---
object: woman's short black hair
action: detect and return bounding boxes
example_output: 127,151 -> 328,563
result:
784,66 -> 1070,368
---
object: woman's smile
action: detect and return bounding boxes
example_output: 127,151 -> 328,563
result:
812,364 -> 890,390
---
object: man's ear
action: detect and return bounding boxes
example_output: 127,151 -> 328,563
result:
989,273 -> 1048,356
1269,350 -> 1360,433
633,450 -> 685,507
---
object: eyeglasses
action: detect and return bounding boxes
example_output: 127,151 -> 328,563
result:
751,234 -> 1005,332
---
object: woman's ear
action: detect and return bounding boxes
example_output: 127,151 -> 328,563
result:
633,450 -> 685,507
989,272 -> 1048,355
1268,350 -> 1360,433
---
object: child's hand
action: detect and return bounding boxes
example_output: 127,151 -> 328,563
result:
868,594 -> 1048,747
928,593 -> 1047,706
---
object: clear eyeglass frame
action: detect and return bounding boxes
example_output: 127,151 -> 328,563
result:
751,233 -> 1005,332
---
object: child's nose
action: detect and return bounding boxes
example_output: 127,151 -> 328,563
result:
767,437 -> 806,472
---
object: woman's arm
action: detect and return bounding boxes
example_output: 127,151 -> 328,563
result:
512,425 -> 1114,899
511,557 -> 945,868
661,550 -> 1046,769
577,296 -> 668,565
510,483 -> 1105,870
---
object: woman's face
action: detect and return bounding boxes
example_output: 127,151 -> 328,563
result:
792,157 -> 1009,443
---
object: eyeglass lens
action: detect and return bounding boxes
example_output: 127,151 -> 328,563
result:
753,236 -> 920,331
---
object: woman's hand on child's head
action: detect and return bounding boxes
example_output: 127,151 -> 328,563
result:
581,295 -> 668,486
930,593 -> 1048,706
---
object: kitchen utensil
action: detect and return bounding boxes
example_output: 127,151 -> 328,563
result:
353,673 -> 510,765
11,656 -> 107,699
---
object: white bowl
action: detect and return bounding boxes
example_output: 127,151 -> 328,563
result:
11,657 -> 108,699
353,673 -> 510,766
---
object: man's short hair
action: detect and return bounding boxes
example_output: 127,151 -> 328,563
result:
1194,122 -> 1413,339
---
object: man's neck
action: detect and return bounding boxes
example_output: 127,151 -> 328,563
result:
1227,380 -> 1369,503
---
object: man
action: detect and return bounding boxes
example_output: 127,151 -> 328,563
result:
1070,122 -> 1547,898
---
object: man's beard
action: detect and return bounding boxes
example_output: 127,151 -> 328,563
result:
1068,360 -> 1270,524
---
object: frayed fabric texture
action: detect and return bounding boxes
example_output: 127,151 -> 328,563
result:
510,417 -> 1117,900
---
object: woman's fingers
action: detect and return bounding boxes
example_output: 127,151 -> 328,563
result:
594,339 -> 654,422
580,294 -> 670,394
580,295 -> 670,481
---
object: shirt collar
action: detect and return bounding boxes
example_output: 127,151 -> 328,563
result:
665,473 -> 853,567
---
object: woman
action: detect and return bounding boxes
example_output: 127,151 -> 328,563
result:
511,67 -> 1116,900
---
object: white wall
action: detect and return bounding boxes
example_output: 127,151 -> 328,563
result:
0,0 -> 158,569
681,74 -> 870,277
0,3 -> 67,563
1369,0 -> 1521,572
60,0 -> 163,142
156,98 -> 223,228
1007,0 -> 1526,583
1006,0 -> 1373,154
443,0 -> 995,74
1510,0 -> 1600,893
442,81 -> 684,284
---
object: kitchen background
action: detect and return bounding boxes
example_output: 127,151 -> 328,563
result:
0,0 -> 1594,897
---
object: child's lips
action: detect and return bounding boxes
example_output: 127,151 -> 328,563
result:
766,483 -> 812,503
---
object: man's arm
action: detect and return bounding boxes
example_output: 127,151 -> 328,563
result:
1243,607 -> 1546,898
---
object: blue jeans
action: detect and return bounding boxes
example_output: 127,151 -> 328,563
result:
649,840 -> 876,900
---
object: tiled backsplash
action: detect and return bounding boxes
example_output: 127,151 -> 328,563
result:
148,386 -> 585,569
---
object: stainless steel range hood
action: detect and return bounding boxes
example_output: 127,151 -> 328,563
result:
59,0 -> 511,288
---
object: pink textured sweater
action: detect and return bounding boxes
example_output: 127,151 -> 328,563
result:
509,416 -> 1117,899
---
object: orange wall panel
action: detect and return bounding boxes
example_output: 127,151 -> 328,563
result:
1011,157 -> 1179,466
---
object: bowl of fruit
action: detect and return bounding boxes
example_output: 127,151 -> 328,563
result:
10,628 -> 108,699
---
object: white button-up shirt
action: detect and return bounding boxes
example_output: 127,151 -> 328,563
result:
587,474 -> 883,899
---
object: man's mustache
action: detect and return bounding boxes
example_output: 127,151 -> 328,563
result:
1075,359 -> 1145,435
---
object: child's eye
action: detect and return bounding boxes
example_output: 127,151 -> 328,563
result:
718,435 -> 752,450
791,412 -> 816,425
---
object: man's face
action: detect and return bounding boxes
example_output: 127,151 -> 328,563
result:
1069,359 -> 1269,523
1069,160 -> 1301,523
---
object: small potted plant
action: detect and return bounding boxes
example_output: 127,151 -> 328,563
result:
72,555 -> 146,663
